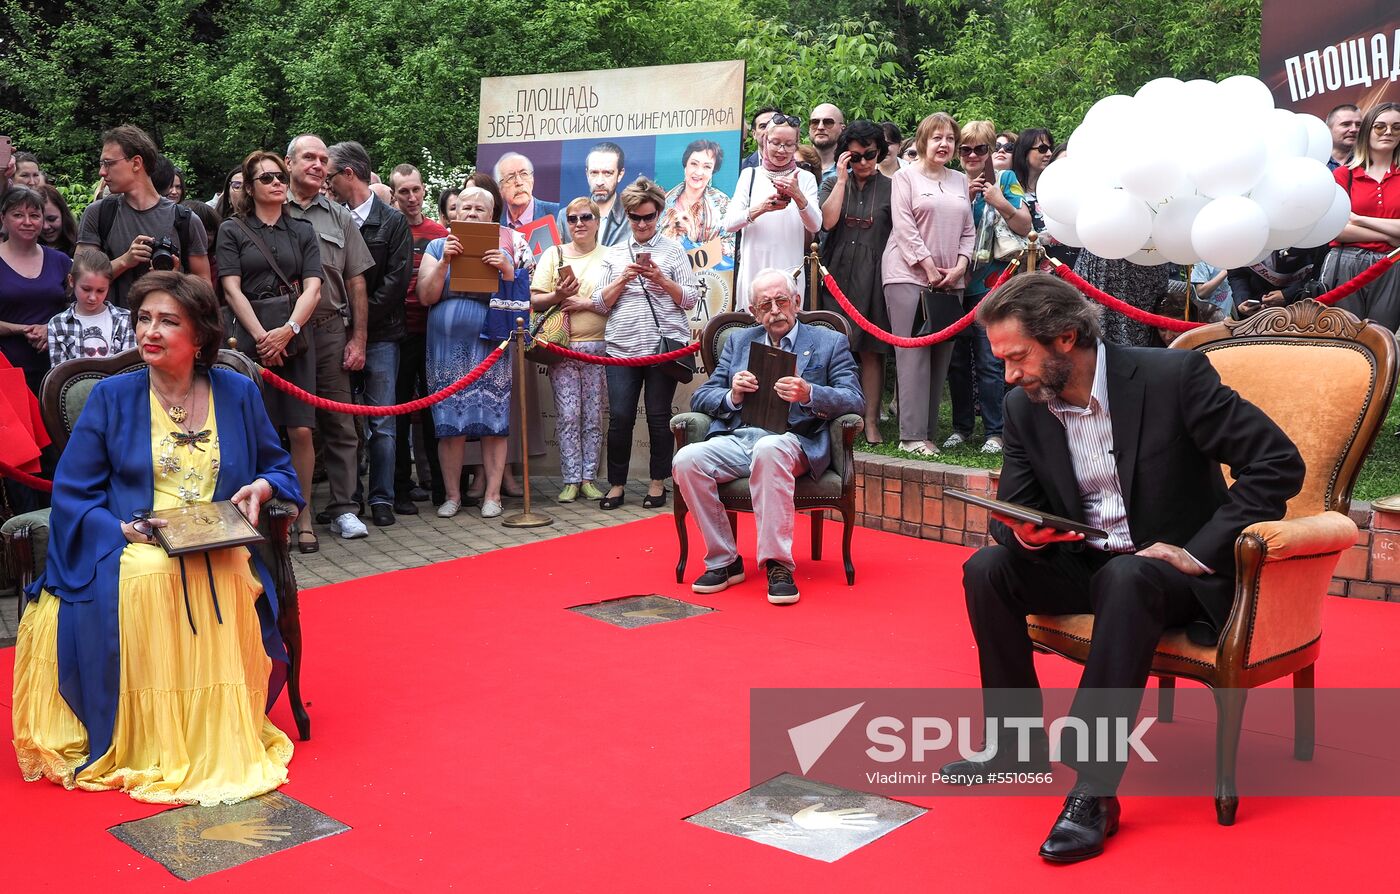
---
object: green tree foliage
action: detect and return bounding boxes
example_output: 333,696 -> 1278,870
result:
0,0 -> 1260,195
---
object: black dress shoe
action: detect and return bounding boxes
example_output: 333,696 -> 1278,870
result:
393,497 -> 420,515
370,504 -> 396,527
642,488 -> 668,509
599,492 -> 625,510
1039,786 -> 1120,863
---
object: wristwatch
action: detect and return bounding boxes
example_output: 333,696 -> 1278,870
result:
288,320 -> 302,336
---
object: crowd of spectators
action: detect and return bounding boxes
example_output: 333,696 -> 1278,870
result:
1,95 -> 1397,529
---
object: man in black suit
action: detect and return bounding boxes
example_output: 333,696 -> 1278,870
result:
944,274 -> 1304,862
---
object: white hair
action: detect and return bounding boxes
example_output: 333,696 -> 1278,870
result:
749,267 -> 799,298
460,186 -> 495,214
492,152 -> 534,180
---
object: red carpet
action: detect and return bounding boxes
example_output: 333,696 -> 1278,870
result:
3,516 -> 1398,891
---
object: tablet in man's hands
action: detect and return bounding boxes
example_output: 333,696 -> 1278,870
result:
945,489 -> 1108,540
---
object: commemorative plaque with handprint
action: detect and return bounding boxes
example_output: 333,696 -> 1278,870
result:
151,500 -> 264,556
108,791 -> 349,880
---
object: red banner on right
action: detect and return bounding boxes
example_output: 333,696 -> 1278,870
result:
1262,0 -> 1400,116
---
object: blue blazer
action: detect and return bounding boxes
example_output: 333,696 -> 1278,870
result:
691,322 -> 864,479
32,367 -> 303,766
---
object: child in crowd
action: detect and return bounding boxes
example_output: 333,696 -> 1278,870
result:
47,249 -> 134,364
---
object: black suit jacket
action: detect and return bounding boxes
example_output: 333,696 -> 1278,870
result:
992,343 -> 1305,633
359,196 -> 414,343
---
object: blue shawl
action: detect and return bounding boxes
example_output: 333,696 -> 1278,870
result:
29,366 -> 303,766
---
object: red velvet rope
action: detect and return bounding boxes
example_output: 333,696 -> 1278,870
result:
1050,263 -> 1202,333
1050,248 -> 1400,333
261,343 -> 508,416
1312,250 -> 1400,306
533,339 -> 702,365
0,460 -> 52,493
819,266 -> 1009,348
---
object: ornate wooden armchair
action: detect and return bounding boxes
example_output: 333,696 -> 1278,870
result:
669,310 -> 864,585
0,348 -> 311,741
1026,301 -> 1396,825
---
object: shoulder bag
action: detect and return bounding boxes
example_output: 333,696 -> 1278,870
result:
226,218 -> 308,358
637,252 -> 696,383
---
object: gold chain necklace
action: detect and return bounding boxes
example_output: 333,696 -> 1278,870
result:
151,378 -> 196,427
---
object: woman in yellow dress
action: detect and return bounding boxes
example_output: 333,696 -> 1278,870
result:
11,270 -> 304,806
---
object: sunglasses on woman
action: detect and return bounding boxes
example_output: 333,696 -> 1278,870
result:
767,113 -> 803,128
566,212 -> 596,224
994,142 -> 1015,152
847,148 -> 880,162
1031,144 -> 1053,154
254,171 -> 289,185
1372,122 -> 1400,135
901,148 -> 919,159
958,144 -> 990,157
627,210 -> 660,223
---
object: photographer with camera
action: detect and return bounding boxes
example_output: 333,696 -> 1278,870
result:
77,125 -> 211,308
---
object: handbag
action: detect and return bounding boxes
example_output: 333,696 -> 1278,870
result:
993,210 -> 1028,260
641,279 -> 696,383
225,218 -> 308,359
911,287 -> 963,337
525,305 -> 570,365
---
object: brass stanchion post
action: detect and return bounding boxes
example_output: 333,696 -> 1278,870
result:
1015,231 -> 1041,278
502,316 -> 553,528
808,241 -> 821,307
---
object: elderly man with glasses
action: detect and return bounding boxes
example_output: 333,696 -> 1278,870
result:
673,267 -> 863,605
494,151 -> 560,231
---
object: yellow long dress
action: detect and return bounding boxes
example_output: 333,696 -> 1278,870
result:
11,391 -> 294,806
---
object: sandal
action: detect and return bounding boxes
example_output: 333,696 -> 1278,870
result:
600,491 -> 626,510
294,527 -> 320,554
899,440 -> 939,457
642,488 -> 668,509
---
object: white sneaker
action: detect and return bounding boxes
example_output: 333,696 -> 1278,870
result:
942,432 -> 968,449
436,499 -> 460,518
481,500 -> 503,518
330,512 -> 369,539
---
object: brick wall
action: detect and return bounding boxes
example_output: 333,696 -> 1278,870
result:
851,454 -> 1400,602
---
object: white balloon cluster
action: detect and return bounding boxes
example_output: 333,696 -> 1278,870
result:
1038,76 -> 1350,269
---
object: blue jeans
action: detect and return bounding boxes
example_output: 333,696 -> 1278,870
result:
362,340 -> 400,506
948,319 -> 1006,439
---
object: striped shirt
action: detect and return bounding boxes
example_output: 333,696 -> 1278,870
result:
1047,341 -> 1132,552
1042,341 -> 1211,572
591,232 -> 698,358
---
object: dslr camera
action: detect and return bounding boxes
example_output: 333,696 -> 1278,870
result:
148,236 -> 178,270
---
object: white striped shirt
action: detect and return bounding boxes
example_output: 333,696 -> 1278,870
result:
1047,341 -> 1133,553
591,232 -> 699,358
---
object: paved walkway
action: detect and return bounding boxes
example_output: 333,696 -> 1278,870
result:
1,476 -> 668,647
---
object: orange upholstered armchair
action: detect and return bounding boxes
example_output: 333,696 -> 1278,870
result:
1025,300 -> 1396,826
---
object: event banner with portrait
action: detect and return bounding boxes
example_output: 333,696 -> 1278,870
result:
477,60 -> 746,476
1262,0 -> 1400,116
